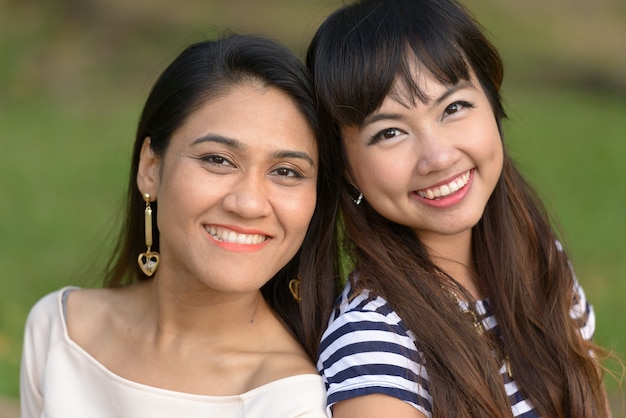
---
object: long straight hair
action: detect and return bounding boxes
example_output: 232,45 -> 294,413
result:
104,34 -> 340,360
307,0 -> 609,416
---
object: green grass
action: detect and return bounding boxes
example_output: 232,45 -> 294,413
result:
0,99 -> 136,397
503,85 -> 626,394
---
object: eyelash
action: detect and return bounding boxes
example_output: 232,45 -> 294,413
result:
271,167 -> 304,178
200,155 -> 303,178
369,128 -> 404,145
368,100 -> 474,145
201,155 -> 233,167
444,100 -> 474,116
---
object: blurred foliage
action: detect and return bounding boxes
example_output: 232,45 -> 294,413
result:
0,0 -> 340,108
1,0 -> 625,410
2,0 -> 625,107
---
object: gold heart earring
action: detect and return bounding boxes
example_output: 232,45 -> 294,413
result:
138,193 -> 160,276
288,276 -> 301,303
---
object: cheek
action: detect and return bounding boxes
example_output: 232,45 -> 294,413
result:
279,186 -> 317,235
493,139 -> 504,171
156,164 -> 214,225
346,146 -> 372,181
350,151 -> 408,195
158,157 -> 189,194
163,156 -> 224,198
490,133 -> 504,172
475,116 -> 503,164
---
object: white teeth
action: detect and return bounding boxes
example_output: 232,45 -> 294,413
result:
417,170 -> 471,200
206,226 -> 267,245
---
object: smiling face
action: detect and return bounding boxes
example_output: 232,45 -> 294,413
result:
342,67 -> 503,251
137,83 -> 318,294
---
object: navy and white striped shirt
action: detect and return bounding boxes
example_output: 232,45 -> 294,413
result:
317,278 -> 595,417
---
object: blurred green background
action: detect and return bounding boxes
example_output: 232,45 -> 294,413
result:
1,0 -> 625,414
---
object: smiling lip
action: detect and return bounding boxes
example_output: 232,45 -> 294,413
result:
417,169 -> 472,200
205,225 -> 270,252
413,169 -> 474,207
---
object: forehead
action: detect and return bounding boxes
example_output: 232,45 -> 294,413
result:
173,83 -> 318,155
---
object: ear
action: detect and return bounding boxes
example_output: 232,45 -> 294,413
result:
136,137 -> 161,198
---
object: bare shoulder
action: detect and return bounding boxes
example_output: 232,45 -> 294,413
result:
66,286 -> 129,320
66,287 -> 113,320
66,286 -> 113,307
248,313 -> 319,388
65,283 -> 149,347
271,315 -> 318,374
333,394 -> 427,418
270,341 -> 317,376
67,282 -> 150,314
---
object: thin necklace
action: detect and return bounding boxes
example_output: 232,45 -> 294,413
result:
447,287 -> 513,379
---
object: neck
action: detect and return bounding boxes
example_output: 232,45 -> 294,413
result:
420,230 -> 482,299
137,277 -> 267,344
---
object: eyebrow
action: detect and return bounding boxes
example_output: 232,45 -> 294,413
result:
362,80 -> 476,126
191,134 -> 315,167
362,112 -> 408,126
432,80 -> 474,107
273,150 -> 315,167
191,134 -> 244,149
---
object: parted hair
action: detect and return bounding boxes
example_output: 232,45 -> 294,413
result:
104,34 -> 340,361
307,0 -> 609,416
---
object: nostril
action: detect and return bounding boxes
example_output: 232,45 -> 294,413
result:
222,183 -> 272,219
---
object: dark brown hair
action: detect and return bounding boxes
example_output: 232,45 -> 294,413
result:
307,0 -> 609,416
104,34 -> 340,360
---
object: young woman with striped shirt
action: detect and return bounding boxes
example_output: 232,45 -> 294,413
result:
306,0 -> 612,416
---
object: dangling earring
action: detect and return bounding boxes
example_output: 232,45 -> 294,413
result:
348,183 -> 363,205
288,276 -> 301,303
138,193 -> 160,276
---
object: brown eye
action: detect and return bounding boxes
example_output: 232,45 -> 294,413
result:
200,154 -> 234,168
271,166 -> 302,178
370,127 -> 405,145
208,156 -> 226,164
445,103 -> 461,115
443,101 -> 473,118
383,128 -> 404,139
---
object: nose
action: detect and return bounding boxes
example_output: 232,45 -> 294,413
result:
222,173 -> 272,219
415,129 -> 462,175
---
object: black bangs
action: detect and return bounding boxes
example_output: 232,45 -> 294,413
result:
307,0 -> 505,127
307,2 -> 401,125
